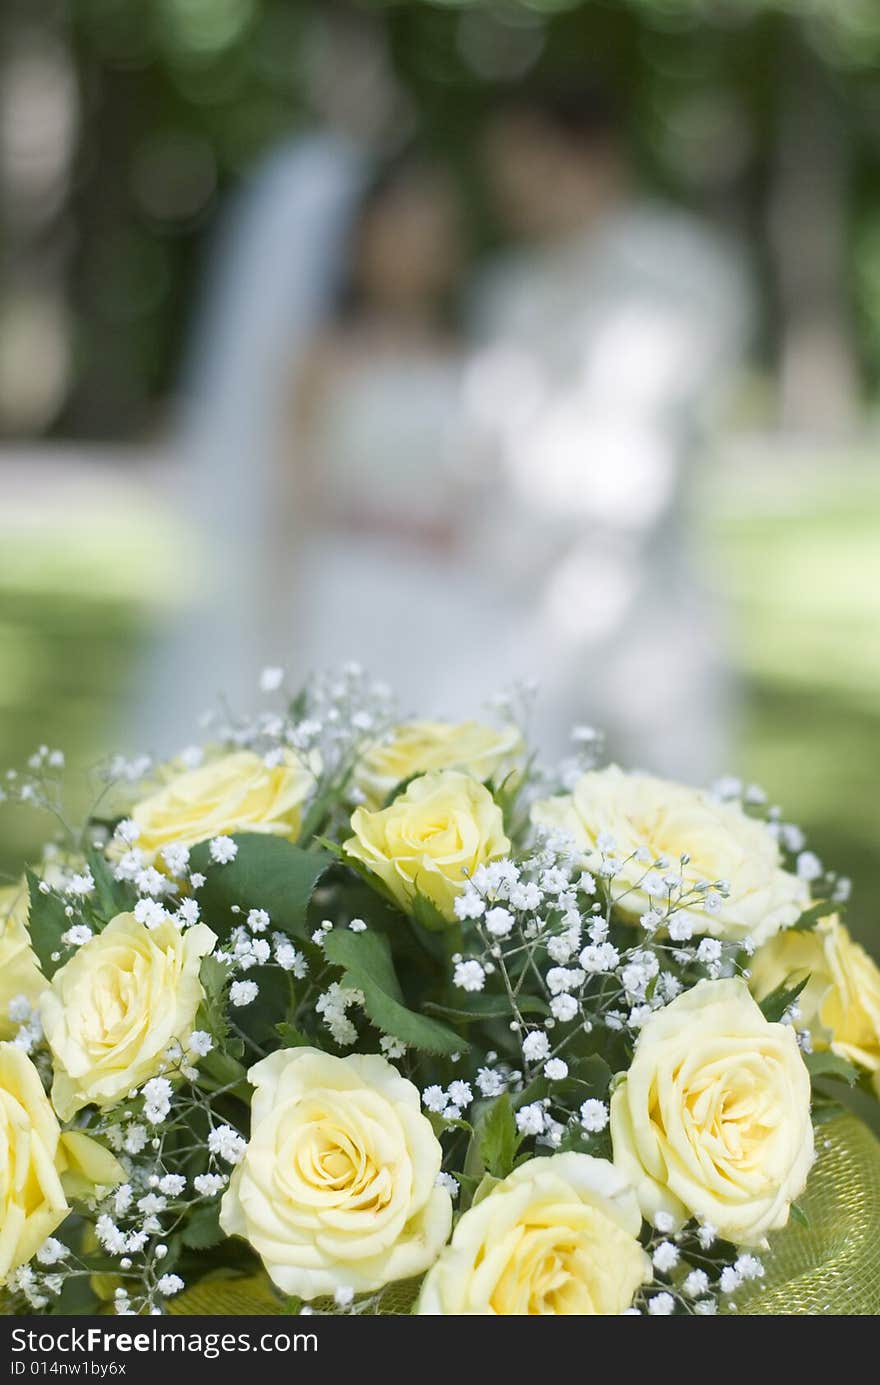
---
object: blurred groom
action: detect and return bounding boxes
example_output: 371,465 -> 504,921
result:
467,82 -> 752,783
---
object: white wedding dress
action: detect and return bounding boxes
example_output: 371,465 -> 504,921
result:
467,203 -> 752,779
288,351 -> 500,717
138,136 -> 748,776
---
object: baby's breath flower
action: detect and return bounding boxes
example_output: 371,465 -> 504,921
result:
514,1102 -> 546,1137
208,1125 -> 246,1165
453,960 -> 485,993
230,980 -> 258,1007
579,1099 -> 608,1133
683,1269 -> 710,1298
652,1241 -> 679,1273
209,836 -> 238,865
193,1173 -> 227,1197
157,1275 -> 184,1297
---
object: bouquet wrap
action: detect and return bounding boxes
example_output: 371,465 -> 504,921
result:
736,1113 -> 880,1315
168,1113 -> 880,1317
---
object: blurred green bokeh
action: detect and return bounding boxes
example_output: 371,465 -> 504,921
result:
4,0 -> 880,436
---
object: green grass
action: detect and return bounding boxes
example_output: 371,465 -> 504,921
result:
705,459 -> 880,947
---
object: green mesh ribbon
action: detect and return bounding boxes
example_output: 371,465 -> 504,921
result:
733,1113 -> 880,1315
168,1113 -> 879,1317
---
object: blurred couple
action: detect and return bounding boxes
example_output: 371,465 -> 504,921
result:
145,87 -> 750,781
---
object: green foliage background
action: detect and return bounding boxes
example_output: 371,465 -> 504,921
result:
2,0 -> 879,435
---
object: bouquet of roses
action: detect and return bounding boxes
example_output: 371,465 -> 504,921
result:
1,665 -> 878,1316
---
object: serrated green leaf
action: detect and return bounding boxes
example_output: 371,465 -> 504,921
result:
411,891 -> 450,933
200,953 -> 229,1002
791,901 -> 833,932
86,850 -> 135,923
758,973 -> 810,1023
426,1109 -> 473,1139
323,928 -> 465,1055
476,1093 -> 519,1179
25,871 -> 68,978
197,953 -> 230,1043
189,834 -> 332,941
276,1021 -> 311,1049
181,1202 -> 224,1250
804,1050 -> 859,1086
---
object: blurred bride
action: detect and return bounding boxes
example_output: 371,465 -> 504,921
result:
284,154 -> 489,710
138,137 -> 493,751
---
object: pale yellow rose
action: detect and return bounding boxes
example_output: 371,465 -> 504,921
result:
130,750 -> 318,862
220,1047 -> 452,1300
750,915 -> 880,1096
344,770 -> 510,921
0,1045 -> 122,1278
417,1153 -> 649,1315
0,881 -> 48,1038
610,978 -> 813,1245
356,720 -> 523,807
533,766 -> 807,946
40,914 -> 216,1119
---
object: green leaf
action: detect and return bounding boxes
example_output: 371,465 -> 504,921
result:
804,1050 -> 859,1086
476,1093 -> 519,1179
811,1098 -> 845,1125
194,1048 -> 250,1101
758,973 -> 810,1023
411,891 -> 451,933
569,1054 -> 613,1099
790,1201 -> 810,1229
181,1202 -> 224,1250
426,1109 -> 473,1139
323,928 -> 465,1055
424,993 -> 548,1023
471,1173 -> 502,1206
230,965 -> 291,1047
276,1021 -> 311,1049
564,1126 -> 613,1158
339,848 -> 409,914
197,954 -> 230,1043
87,850 -> 136,922
189,834 -> 332,941
791,900 -> 832,932
200,953 -> 229,1004
25,871 -> 68,978
515,1053 -> 613,1113
313,836 -> 345,860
